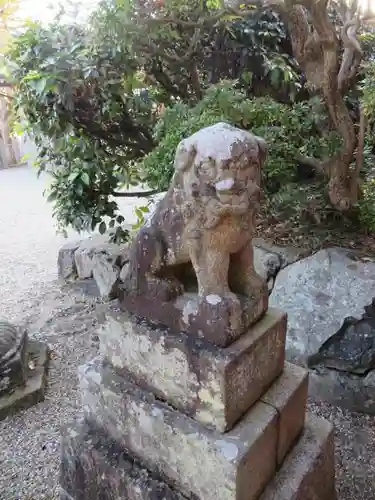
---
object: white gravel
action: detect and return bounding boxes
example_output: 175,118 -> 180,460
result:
0,165 -> 151,499
0,165 -> 374,499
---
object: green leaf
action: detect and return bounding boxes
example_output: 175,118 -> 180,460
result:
242,71 -> 253,85
81,172 -> 90,185
134,207 -> 144,219
68,171 -> 80,182
47,191 -> 58,202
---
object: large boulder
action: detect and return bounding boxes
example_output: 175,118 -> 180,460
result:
270,247 -> 375,364
269,247 -> 375,414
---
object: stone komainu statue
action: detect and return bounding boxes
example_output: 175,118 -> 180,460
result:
120,122 -> 269,346
0,320 -> 28,396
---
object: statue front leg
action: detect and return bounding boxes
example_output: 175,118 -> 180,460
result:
190,246 -> 233,298
189,244 -> 243,335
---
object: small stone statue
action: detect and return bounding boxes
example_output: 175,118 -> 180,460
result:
120,122 -> 269,346
0,320 -> 28,396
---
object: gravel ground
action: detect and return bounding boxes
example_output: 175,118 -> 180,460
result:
0,165 -> 374,499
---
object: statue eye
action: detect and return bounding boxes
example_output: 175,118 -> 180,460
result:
199,161 -> 215,178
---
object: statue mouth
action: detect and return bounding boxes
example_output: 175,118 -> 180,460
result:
215,178 -> 235,194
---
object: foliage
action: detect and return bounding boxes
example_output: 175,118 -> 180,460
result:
8,0 -> 375,241
0,0 -> 19,49
6,19 -> 156,238
89,0 -> 300,102
206,10 -> 302,102
358,177 -> 375,233
6,0 -> 303,240
361,60 -> 375,123
140,82 -> 341,192
356,59 -> 375,233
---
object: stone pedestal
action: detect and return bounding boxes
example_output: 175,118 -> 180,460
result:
60,124 -> 336,500
60,307 -> 336,500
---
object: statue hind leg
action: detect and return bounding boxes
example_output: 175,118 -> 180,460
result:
122,226 -> 184,301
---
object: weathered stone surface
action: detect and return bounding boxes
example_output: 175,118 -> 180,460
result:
99,307 -> 286,431
58,241 -> 82,281
60,418 -> 186,500
119,262 -> 129,282
260,414 -> 336,500
253,245 -> 281,292
60,490 -> 74,500
79,357 -> 279,500
120,291 -> 268,347
308,298 -> 375,375
270,247 -> 375,364
261,362 -> 308,464
0,320 -> 28,396
74,236 -> 109,280
74,235 -> 129,282
0,340 -> 49,420
120,122 -> 269,347
92,253 -> 121,300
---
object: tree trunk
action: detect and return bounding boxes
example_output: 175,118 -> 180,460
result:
279,0 -> 360,211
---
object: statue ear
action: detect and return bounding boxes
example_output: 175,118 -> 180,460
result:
254,136 -> 267,166
174,141 -> 197,173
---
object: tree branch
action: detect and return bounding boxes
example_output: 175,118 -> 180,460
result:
338,16 -> 363,91
145,5 -> 262,29
112,189 -> 159,198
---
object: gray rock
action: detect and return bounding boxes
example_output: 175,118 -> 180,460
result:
74,235 -> 112,279
69,279 -> 100,298
119,262 -> 129,282
253,246 -> 281,292
74,235 -> 129,299
253,238 -> 305,269
58,241 -> 82,281
92,253 -> 120,300
269,248 -> 375,364
308,299 -> 375,375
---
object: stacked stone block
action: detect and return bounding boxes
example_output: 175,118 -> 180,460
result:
60,307 -> 336,500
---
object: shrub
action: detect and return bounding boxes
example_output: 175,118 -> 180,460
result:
140,82 -> 341,192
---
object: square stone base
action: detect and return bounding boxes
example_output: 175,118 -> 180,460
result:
99,307 -> 287,432
261,414 -> 337,500
60,419 -> 185,500
79,358 -> 308,500
119,289 -> 268,347
0,340 -> 49,421
60,414 -> 335,500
